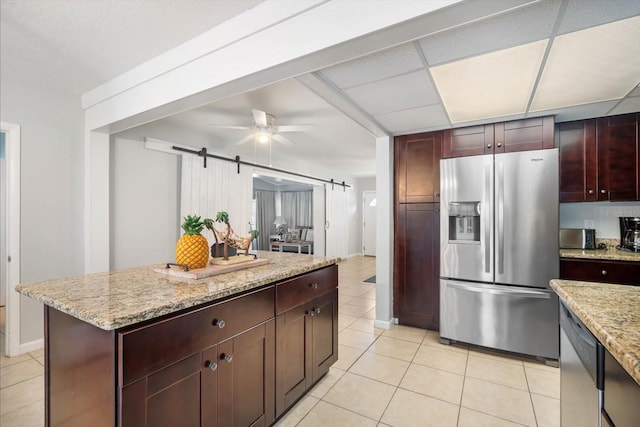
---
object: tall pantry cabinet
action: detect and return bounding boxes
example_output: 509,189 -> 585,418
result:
394,132 -> 442,330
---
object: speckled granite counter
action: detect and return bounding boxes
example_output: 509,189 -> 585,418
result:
551,279 -> 640,386
16,251 -> 338,331
560,238 -> 640,262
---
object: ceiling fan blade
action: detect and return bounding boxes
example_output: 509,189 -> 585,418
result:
274,125 -> 313,132
234,135 -> 255,145
272,134 -> 296,146
208,125 -> 252,130
252,109 -> 268,127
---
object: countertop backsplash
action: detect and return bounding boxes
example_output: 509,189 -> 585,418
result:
560,201 -> 640,239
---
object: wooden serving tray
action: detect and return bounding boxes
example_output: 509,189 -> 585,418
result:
153,258 -> 270,279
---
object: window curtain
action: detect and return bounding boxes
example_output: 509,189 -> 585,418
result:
254,190 -> 276,250
281,190 -> 313,230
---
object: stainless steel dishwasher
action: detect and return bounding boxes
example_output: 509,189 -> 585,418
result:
560,301 -> 604,427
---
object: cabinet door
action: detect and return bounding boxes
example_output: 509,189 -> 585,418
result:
218,320 -> 275,427
558,120 -> 597,202
394,203 -> 440,329
494,116 -> 555,153
442,124 -> 494,157
275,304 -> 311,416
311,290 -> 338,383
120,353 -> 204,427
597,113 -> 639,201
395,132 -> 442,203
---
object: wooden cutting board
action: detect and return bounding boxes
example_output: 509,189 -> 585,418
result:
153,258 -> 270,279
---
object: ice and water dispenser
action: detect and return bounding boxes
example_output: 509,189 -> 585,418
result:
447,202 -> 481,244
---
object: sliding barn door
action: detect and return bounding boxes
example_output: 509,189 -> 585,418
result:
325,185 -> 350,259
312,185 -> 326,256
180,155 -> 253,246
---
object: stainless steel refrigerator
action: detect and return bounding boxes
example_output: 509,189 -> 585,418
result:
439,149 -> 559,360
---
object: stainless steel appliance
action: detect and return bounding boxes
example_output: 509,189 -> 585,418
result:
618,217 -> 640,252
560,228 -> 596,249
560,301 -> 603,427
440,149 -> 560,360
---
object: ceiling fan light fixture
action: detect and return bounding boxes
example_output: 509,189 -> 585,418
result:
256,130 -> 272,144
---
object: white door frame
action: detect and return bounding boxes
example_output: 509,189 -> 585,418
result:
1,122 -> 21,357
362,191 -> 377,256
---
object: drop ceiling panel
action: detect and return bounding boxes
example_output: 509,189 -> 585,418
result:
343,70 -> 438,116
375,104 -> 449,133
320,43 -> 423,89
418,1 -> 558,66
431,40 -> 547,123
531,16 -> 640,112
558,0 -> 640,35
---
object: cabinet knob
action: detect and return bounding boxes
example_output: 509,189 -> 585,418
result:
212,319 -> 225,329
600,189 -> 607,194
487,143 -> 492,148
205,360 -> 218,371
220,353 -> 233,363
435,193 -> 440,198
315,307 -> 321,315
601,270 -> 607,276
497,143 -> 502,147
308,308 -> 316,317
588,189 -> 594,194
309,283 -> 318,290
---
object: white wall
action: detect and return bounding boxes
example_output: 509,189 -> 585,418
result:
0,71 -> 84,346
560,201 -> 640,239
110,137 -> 180,269
348,176 -> 376,256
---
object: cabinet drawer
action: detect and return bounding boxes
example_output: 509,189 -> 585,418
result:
276,265 -> 338,314
119,286 -> 274,386
560,259 -> 640,285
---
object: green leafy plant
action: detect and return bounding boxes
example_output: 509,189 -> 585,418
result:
181,215 -> 204,235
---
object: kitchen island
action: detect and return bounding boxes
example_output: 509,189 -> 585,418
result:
551,279 -> 640,427
16,251 -> 339,427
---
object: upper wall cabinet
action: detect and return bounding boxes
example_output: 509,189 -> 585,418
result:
558,113 -> 639,202
443,116 -> 555,158
395,132 -> 442,204
596,113 -> 639,201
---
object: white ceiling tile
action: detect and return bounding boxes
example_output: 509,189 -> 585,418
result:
343,70 -> 438,116
418,1 -> 559,65
531,16 -> 640,112
375,104 -> 449,133
319,44 -> 423,89
531,100 -> 618,123
558,0 -> 640,35
431,40 -> 547,123
608,97 -> 640,116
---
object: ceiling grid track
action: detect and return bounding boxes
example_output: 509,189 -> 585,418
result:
413,40 -> 453,129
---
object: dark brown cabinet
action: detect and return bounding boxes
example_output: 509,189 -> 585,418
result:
557,119 -> 597,202
560,258 -> 640,285
275,265 -> 338,417
395,132 -> 442,203
443,116 -> 554,158
394,203 -> 440,329
558,113 -> 639,202
596,113 -> 640,201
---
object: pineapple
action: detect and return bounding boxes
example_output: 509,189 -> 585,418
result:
176,215 -> 210,269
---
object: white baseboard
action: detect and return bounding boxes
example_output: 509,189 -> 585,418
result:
345,252 -> 363,259
374,319 -> 392,330
19,338 -> 44,355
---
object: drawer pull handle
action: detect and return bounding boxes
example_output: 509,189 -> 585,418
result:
212,319 -> 226,329
221,353 -> 233,363
601,270 -> 607,276
205,360 -> 218,371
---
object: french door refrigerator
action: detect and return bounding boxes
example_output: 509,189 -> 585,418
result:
439,149 -> 559,360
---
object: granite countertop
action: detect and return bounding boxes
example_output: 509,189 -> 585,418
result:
16,251 -> 338,331
560,238 -> 640,262
550,279 -> 640,386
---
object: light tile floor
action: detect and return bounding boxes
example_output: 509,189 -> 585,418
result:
0,256 -> 560,426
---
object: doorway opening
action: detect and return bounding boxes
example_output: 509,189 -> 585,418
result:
363,191 -> 377,256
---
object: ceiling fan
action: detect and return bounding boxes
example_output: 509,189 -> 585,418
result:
211,109 -> 312,146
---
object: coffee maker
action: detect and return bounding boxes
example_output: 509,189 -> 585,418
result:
618,217 -> 640,252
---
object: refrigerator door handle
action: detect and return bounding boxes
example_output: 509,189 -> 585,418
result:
484,161 -> 491,274
497,161 -> 505,275
447,282 -> 551,299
